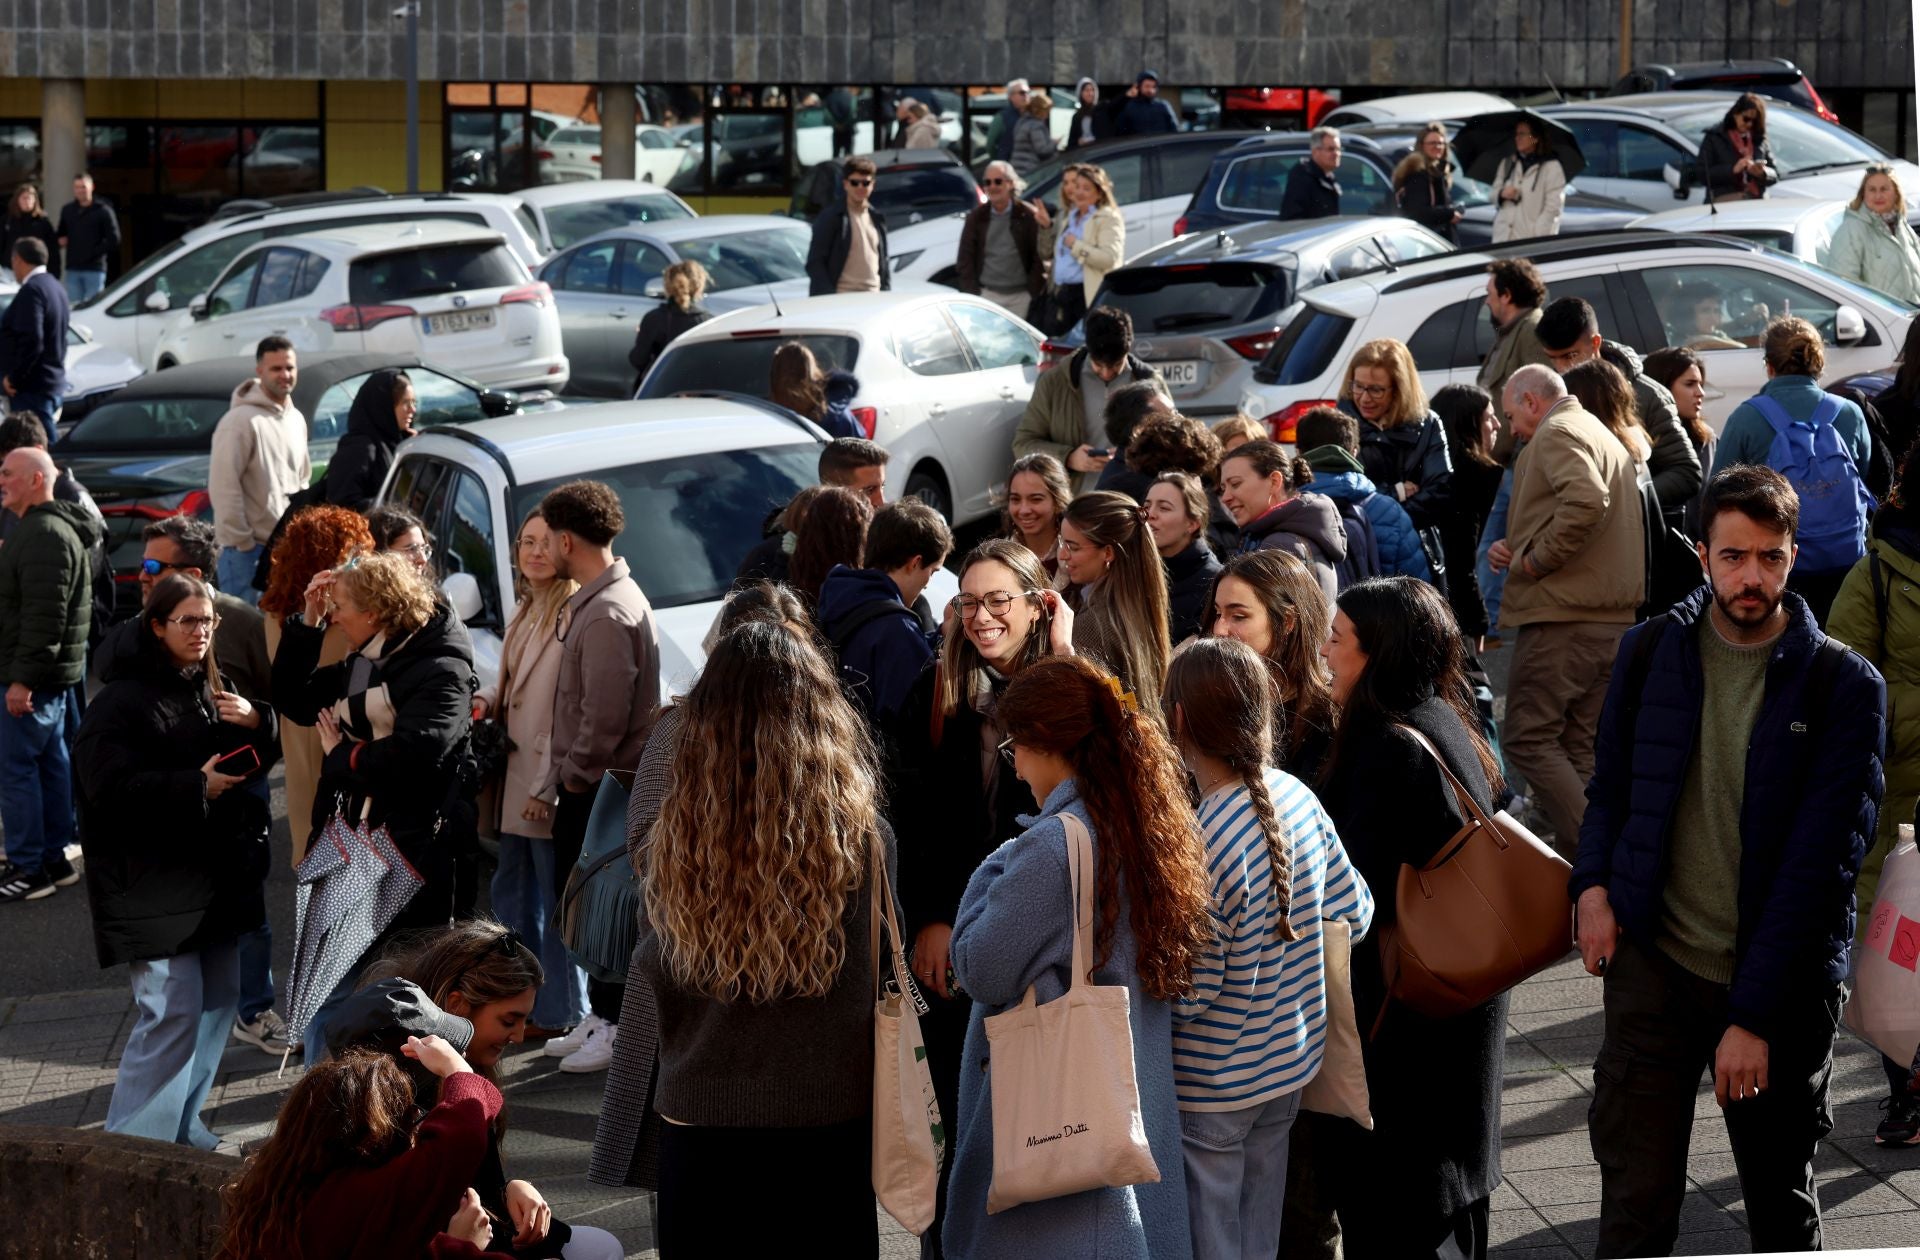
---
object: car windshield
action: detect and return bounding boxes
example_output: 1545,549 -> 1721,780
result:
1668,107 -> 1887,176
640,333 -> 861,398
59,396 -> 231,449
509,445 -> 819,609
348,242 -> 523,303
543,196 -> 695,250
873,166 -> 979,223
1097,262 -> 1294,334
669,227 -> 812,289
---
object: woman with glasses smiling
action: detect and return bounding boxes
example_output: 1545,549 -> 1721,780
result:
76,573 -> 280,1150
1701,92 -> 1779,203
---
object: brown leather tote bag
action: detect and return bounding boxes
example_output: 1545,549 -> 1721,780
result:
1375,725 -> 1574,1024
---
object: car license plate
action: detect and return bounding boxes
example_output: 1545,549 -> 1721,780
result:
423,308 -> 497,335
1157,360 -> 1202,389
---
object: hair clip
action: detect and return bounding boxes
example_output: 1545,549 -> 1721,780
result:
1102,674 -> 1140,714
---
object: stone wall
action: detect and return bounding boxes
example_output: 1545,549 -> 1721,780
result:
0,0 -> 1909,90
0,1124 -> 227,1259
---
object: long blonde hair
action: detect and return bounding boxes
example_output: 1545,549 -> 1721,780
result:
1064,162 -> 1117,209
1339,338 -> 1429,429
645,620 -> 881,1002
937,539 -> 1055,717
499,508 -> 578,700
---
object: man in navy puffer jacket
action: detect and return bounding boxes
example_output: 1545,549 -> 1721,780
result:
1570,465 -> 1886,1259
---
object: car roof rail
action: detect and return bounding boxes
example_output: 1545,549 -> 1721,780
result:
670,389 -> 831,442
210,186 -> 392,221
419,423 -> 518,486
1378,231 -> 1759,294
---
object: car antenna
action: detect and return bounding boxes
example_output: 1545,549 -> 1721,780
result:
768,285 -> 783,317
1544,71 -> 1567,104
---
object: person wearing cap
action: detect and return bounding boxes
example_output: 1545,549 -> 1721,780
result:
987,78 -> 1031,163
1115,70 -> 1180,137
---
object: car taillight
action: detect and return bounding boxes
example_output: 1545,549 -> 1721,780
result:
1225,328 -> 1283,360
536,149 -> 555,161
591,152 -> 601,163
1803,82 -> 1840,124
851,406 -> 878,439
322,303 -> 416,331
1261,399 -> 1337,444
1039,340 -> 1074,371
103,487 -> 212,521
501,281 -> 552,308
1171,215 -> 1190,238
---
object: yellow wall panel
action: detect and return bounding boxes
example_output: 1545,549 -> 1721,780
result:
241,80 -> 320,119
0,81 -> 38,114
327,81 -> 443,124
327,119 -> 444,193
84,79 -> 159,116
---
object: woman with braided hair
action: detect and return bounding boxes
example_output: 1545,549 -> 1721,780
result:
1161,636 -> 1372,1260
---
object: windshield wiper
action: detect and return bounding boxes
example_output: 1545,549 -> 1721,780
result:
1784,160 -> 1875,177
1153,312 -> 1235,331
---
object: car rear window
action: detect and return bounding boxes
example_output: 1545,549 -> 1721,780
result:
670,227 -> 812,290
543,196 -> 695,251
1255,307 -> 1354,385
60,397 -> 232,449
349,243 -> 523,303
873,166 -> 979,224
640,334 -> 862,399
509,445 -> 819,608
1097,263 -> 1292,334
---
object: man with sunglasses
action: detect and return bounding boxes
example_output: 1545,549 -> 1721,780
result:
138,516 -> 270,707
956,160 -> 1046,320
806,155 -> 891,297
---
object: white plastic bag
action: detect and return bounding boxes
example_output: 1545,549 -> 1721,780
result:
1846,825 -> 1920,1070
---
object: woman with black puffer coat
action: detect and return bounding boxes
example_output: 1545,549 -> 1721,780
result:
1338,338 -> 1452,587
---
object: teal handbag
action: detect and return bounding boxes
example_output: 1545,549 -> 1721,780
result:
555,768 -> 638,983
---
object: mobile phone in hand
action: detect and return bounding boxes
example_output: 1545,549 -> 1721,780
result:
1086,447 -> 1111,459
213,745 -> 261,777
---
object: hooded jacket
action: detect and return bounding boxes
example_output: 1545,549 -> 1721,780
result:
272,601 -> 476,930
1238,490 -> 1348,604
1825,204 -> 1920,306
76,618 -> 279,966
818,564 -> 938,723
1162,540 -> 1222,644
818,369 -> 864,439
1572,588 -> 1885,1041
208,377 -> 311,550
1300,450 -> 1436,583
1599,340 -> 1702,526
0,498 -> 100,691
1068,81 -> 1113,149
322,368 -> 410,511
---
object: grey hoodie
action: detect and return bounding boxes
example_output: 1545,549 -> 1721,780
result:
208,377 -> 310,550
1238,490 -> 1349,604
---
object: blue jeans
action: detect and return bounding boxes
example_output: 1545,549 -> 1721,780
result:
1476,466 -> 1514,632
216,546 -> 260,605
64,269 -> 105,302
106,941 -> 240,1149
0,687 -> 74,873
7,394 -> 57,441
492,831 -> 589,1028
1180,1088 -> 1303,1260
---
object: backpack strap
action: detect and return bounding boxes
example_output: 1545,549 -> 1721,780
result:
827,598 -> 916,653
1805,394 -> 1845,431
1745,393 -> 1794,435
1871,548 -> 1891,635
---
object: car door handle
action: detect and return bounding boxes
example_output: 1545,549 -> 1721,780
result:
999,387 -> 1016,400
928,402 -> 946,416
610,308 -> 627,319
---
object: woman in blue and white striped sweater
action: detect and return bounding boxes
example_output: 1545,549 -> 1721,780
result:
1162,636 -> 1374,1260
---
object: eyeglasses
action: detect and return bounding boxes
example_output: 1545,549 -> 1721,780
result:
166,614 -> 220,631
846,178 -> 873,188
139,558 -> 191,577
998,736 -> 1017,766
953,590 -> 1034,617
1350,382 -> 1392,399
394,541 -> 433,562
983,178 -> 1010,186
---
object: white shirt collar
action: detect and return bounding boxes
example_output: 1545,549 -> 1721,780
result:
21,266 -> 44,280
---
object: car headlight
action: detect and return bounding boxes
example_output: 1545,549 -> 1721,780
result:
890,250 -> 924,271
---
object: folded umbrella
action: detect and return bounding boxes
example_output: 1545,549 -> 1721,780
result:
1451,109 -> 1586,184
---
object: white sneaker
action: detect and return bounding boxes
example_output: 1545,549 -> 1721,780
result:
232,1008 -> 294,1056
542,1013 -> 604,1058
558,1020 -> 617,1073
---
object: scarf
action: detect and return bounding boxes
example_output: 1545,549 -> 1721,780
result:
1730,128 -> 1764,198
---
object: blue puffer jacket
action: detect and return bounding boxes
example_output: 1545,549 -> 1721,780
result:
1570,587 -> 1886,1040
1306,468 -> 1434,583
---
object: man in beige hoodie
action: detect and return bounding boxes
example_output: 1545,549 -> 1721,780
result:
208,336 -> 307,607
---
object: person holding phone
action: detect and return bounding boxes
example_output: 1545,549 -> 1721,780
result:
74,573 -> 279,1150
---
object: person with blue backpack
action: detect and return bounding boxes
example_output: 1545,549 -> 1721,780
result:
1711,316 -> 1875,625
1293,405 -> 1434,591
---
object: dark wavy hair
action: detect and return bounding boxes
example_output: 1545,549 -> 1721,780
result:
259,504 -> 374,617
1126,413 -> 1224,480
1721,92 -> 1769,142
788,483 -> 871,604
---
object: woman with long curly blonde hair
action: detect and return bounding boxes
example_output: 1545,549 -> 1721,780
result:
635,617 -> 890,1255
944,653 -> 1211,1259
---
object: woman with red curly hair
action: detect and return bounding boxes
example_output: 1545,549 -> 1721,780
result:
260,504 -> 372,863
944,654 -> 1211,1258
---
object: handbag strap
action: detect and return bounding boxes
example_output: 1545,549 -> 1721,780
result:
868,831 -> 921,1009
1393,724 -> 1498,861
1060,812 -> 1096,988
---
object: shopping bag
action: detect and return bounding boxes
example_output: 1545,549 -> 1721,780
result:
555,769 -> 638,982
983,813 -> 1159,1214
1301,920 -> 1373,1129
870,838 -> 943,1234
1846,826 -> 1920,1069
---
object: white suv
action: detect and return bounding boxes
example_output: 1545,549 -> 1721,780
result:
71,193 -> 544,368
155,221 -> 568,392
1237,229 -> 1916,436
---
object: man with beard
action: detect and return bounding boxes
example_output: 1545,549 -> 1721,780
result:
1570,463 -> 1887,1258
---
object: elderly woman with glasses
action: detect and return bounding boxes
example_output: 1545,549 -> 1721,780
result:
1701,92 -> 1779,203
957,159 -> 1049,322
76,573 -> 281,1149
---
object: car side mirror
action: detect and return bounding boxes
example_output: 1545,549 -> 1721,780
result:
442,571 -> 484,623
643,278 -> 667,299
478,388 -> 518,418
188,293 -> 209,321
1834,304 -> 1867,345
144,290 -> 171,313
1663,163 -> 1691,200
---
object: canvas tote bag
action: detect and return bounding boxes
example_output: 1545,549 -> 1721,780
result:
1846,826 -> 1920,1074
983,812 -> 1160,1214
1301,920 -> 1373,1129
870,836 -> 944,1235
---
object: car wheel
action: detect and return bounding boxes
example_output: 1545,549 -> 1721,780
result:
904,467 -> 952,522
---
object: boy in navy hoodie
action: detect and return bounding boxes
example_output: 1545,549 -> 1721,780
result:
817,497 -> 952,724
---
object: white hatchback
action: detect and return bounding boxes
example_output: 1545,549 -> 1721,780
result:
154,221 -> 569,393
639,292 -> 1044,525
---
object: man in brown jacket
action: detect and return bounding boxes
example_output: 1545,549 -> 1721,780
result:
537,479 -> 659,1074
955,160 -> 1047,320
1489,364 -> 1645,850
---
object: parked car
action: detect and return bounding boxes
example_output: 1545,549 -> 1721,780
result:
1317,91 -> 1516,130
51,353 -> 520,618
1537,93 -> 1920,212
67,192 -> 546,369
638,292 -> 1044,524
0,282 -> 145,431
789,148 -> 984,226
154,221 -> 569,392
887,130 -> 1256,287
1044,216 -> 1455,416
536,122 -> 696,185
376,393 -> 954,693
1236,229 -> 1915,438
542,217 -> 816,396
510,179 -> 698,254
1629,198 -> 1852,262
1611,57 -> 1841,124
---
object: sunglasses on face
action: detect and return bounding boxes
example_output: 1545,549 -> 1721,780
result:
846,178 -> 873,187
140,558 -> 190,577
983,178 -> 1010,186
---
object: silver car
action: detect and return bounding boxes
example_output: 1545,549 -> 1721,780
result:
539,216 -> 816,397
